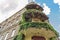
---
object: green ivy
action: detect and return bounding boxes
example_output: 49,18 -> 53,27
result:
14,9 -> 59,40
19,22 -> 59,37
50,37 -> 56,40
21,9 -> 43,23
13,33 -> 25,40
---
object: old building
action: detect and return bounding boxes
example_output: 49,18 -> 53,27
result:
0,0 -> 59,40
0,7 -> 26,40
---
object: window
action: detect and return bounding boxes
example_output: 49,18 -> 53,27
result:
0,36 -> 3,40
11,30 -> 16,37
4,33 -> 9,40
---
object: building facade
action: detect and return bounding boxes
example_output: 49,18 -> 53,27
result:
0,8 -> 26,40
0,2 -> 59,40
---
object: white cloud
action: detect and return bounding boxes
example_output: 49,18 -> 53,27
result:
43,3 -> 51,15
53,0 -> 60,8
0,0 -> 28,23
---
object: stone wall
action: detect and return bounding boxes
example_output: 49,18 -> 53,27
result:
0,8 -> 26,40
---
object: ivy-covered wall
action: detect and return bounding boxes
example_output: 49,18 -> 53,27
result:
19,22 -> 59,37
13,3 -> 59,40
14,22 -> 59,40
21,9 -> 48,23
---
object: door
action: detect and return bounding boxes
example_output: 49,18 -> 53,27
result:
32,36 -> 46,40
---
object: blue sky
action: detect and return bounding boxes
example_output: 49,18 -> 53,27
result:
35,0 -> 60,35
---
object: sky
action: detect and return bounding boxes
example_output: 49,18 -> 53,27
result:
0,0 -> 60,36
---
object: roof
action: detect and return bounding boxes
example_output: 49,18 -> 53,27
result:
25,2 -> 43,11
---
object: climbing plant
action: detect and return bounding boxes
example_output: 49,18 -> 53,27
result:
19,22 -> 59,37
13,4 -> 59,40
14,33 -> 25,40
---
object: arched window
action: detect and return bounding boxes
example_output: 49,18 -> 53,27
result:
4,33 -> 9,40
11,29 -> 16,37
0,35 -> 3,40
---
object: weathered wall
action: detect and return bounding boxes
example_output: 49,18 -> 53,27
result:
0,8 -> 26,40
